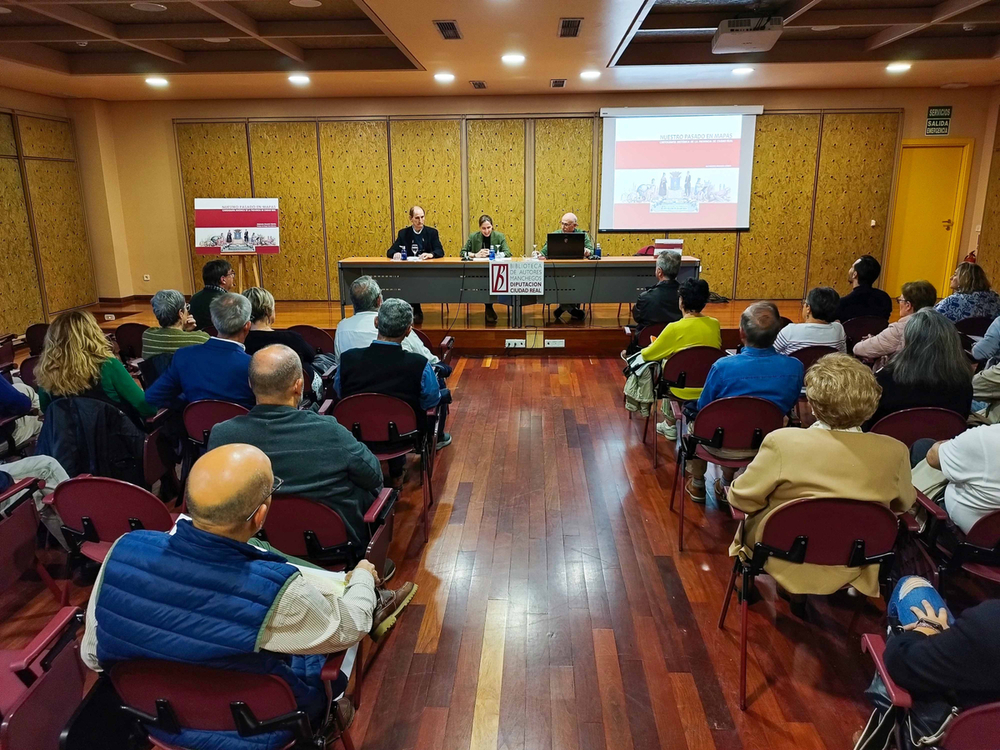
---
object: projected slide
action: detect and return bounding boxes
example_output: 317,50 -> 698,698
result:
599,108 -> 759,232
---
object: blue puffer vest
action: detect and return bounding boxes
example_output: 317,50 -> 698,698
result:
95,520 -> 327,750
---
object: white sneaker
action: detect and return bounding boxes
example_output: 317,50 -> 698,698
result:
656,421 -> 677,440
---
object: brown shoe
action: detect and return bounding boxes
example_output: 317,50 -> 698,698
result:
324,696 -> 355,746
685,478 -> 706,504
370,582 -> 417,642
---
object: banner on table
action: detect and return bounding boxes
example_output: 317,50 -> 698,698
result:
194,198 -> 280,255
490,259 -> 544,295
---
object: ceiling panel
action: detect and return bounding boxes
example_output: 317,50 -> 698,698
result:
69,2 -> 217,23
0,5 -> 53,25
295,35 -> 396,48
778,26 -> 883,41
651,0 -> 781,9
231,0 -> 368,22
170,37 -> 273,50
41,39 -> 130,52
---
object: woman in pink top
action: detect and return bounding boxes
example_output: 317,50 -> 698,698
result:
853,280 -> 936,367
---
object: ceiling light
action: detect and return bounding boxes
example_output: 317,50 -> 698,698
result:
732,67 -> 754,76
811,25 -> 840,31
580,70 -> 600,80
76,41 -> 88,46
0,6 -> 11,13
204,37 -> 230,43
942,82 -> 969,89
501,53 -> 525,65
289,0 -> 322,6
434,72 -> 455,83
288,74 -> 310,85
145,76 -> 168,87
886,62 -> 911,73
130,2 -> 167,11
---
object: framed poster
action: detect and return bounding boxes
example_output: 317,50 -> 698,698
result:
194,198 -> 280,254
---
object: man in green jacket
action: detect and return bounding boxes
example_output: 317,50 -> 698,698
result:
189,259 -> 236,330
540,212 -> 594,321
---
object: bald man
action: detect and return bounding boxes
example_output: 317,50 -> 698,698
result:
81,444 -> 415,750
539,212 -> 594,321
386,205 -> 445,323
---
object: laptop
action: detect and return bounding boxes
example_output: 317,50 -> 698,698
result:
546,232 -> 586,259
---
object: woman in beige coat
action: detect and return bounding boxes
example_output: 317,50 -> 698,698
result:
728,353 -> 915,597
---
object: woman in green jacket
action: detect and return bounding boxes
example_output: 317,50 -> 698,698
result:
462,214 -> 511,324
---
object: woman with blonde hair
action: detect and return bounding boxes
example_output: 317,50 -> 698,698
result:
935,261 -> 1000,322
36,311 -> 155,420
727,353 -> 915,601
241,287 -> 322,399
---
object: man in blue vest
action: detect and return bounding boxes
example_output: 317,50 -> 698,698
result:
81,443 -> 416,750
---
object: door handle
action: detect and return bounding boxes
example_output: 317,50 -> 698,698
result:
942,219 -> 954,231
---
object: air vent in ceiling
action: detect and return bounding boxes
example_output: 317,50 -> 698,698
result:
559,18 -> 582,37
470,80 -> 487,89
433,20 -> 462,40
550,78 -> 567,88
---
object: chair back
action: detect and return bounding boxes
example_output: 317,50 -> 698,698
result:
756,498 -> 899,568
941,702 -> 1000,750
17,355 -> 40,391
789,345 -> 839,372
637,323 -> 667,349
332,393 -> 420,442
955,316 -> 994,337
0,336 -> 14,372
0,482 -> 43,595
659,345 -> 724,390
114,323 -> 148,361
288,325 -> 334,355
260,495 -> 351,561
50,476 -> 173,548
143,426 -> 173,490
842,316 -> 889,350
690,396 -> 785,451
24,323 -> 48,356
412,328 -> 434,351
869,407 -> 967,448
183,400 -> 249,445
964,509 -> 1000,550
778,316 -> 793,331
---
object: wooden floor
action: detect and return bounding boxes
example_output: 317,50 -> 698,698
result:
0,355 -> 882,750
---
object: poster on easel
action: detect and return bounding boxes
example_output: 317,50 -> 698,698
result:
194,198 -> 280,255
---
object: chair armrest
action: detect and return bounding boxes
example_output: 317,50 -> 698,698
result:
318,399 -> 335,416
914,488 -> 948,523
144,408 -> 170,429
9,606 -> 81,672
862,634 -> 913,709
320,650 -> 347,682
0,477 -> 45,509
624,326 -> 633,337
364,488 -> 396,524
321,363 -> 337,380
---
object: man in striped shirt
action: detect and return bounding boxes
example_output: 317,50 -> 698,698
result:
141,289 -> 210,359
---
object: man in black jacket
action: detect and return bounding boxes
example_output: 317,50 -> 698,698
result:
633,250 -> 682,332
386,206 -> 444,323
189,259 -> 235,330
835,255 -> 893,322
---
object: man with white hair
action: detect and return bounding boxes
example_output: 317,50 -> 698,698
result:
141,289 -> 209,359
540,212 -> 594,321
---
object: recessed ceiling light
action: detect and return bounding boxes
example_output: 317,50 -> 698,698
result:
580,70 -> 600,80
204,37 -> 230,43
130,2 -> 167,11
732,67 -> 754,76
811,25 -> 840,31
501,53 -> 525,65
886,62 -> 911,73
145,76 -> 168,87
434,72 -> 455,83
76,41 -> 88,46
942,82 -> 969,89
288,73 -> 310,85
0,6 -> 12,13
289,0 -> 322,6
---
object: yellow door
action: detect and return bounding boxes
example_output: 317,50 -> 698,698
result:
884,144 -> 968,298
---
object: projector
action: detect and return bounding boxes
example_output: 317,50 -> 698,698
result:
712,17 -> 783,54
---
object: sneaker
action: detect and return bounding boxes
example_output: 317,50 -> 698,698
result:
656,421 -> 677,440
370,582 -> 417,642
436,433 -> 452,450
685,478 -> 706,504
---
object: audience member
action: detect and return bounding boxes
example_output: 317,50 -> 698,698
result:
81,444 -> 416,749
189,259 -> 235,330
335,298 -> 450,486
935,261 -> 1000,322
36,311 -> 156,423
208,345 -> 385,559
972,313 -> 1000,361
241,287 -> 322,400
141,289 -> 209,358
835,255 -> 893,322
728,354 -> 914,601
853,280 -> 936,365
773,286 -> 845,355
146,293 -> 255,409
632,250 -> 682,332
684,301 -> 804,501
0,374 -> 41,450
971,364 -> 1000,422
865,309 -> 973,429
0,453 -> 71,548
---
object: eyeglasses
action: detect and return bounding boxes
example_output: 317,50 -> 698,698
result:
897,297 -> 908,304
245,476 -> 283,522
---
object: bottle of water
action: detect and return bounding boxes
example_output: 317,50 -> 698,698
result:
489,246 -> 495,261
595,242 -> 602,259
399,245 -> 407,261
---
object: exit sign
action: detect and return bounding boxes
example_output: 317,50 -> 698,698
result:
926,106 -> 952,136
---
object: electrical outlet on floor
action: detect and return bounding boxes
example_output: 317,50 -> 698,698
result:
505,339 -> 526,348
544,339 -> 565,348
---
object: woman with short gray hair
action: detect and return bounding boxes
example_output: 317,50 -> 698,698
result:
141,289 -> 209,359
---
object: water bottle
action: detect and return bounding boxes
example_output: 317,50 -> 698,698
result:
411,241 -> 418,259
595,242 -> 602,259
488,246 -> 495,261
399,245 -> 407,261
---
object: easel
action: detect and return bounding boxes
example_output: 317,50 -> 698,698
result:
228,253 -> 261,292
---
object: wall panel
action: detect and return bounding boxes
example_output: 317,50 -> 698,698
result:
0,114 -> 15,157
250,121 -> 327,300
0,159 -> 44,333
468,119 -> 524,253
320,120 -> 392,300
977,113 -> 1000,285
534,118 -> 593,250
673,233 -> 737,297
25,160 -> 96,311
18,116 -> 75,160
808,112 -> 900,293
389,120 -> 463,255
175,122 -> 252,290
736,114 -> 821,299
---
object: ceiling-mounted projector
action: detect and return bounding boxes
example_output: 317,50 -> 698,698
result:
712,17 -> 783,54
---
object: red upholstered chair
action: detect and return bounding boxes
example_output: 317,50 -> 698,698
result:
114,322 -> 147,364
180,400 -> 249,489
412,328 -> 456,367
46,476 -> 176,563
789,344 -> 838,372
110,653 -> 358,750
916,488 -> 1000,587
718,498 -> 899,710
289,324 -> 335,356
0,607 -> 86,750
15,356 -> 39,392
842,315 -> 889,352
0,478 -> 67,605
332,394 -> 436,543
869,407 -> 967,448
670,396 -> 785,551
955,316 -> 994,338
23,323 -> 48,357
0,336 -> 15,383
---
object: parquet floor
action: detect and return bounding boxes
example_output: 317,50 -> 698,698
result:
0,356 -> 881,750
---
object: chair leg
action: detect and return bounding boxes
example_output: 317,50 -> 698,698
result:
36,557 -> 68,606
353,640 -> 363,710
642,404 -> 652,444
669,450 -> 683,511
718,559 -> 740,629
739,586 -> 749,711
678,475 -> 686,552
651,401 -> 658,469
421,453 -> 433,544
340,728 -> 357,750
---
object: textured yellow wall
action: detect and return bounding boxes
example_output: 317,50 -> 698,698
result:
250,121 -> 327,300
320,120 -> 392,299
0,114 -> 15,157
25,159 -> 97,312
18,116 -> 76,160
467,119 -> 525,253
808,113 -> 900,293
389,120 -> 463,254
175,122 -> 253,290
534,118 -> 593,250
0,158 -> 45,333
737,114 -> 821,299
674,233 -> 738,298
977,113 -> 1000,285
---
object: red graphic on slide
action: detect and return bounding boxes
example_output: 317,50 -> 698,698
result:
490,263 -> 509,294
